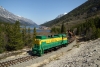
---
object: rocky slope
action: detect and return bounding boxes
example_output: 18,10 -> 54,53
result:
0,6 -> 37,26
43,38 -> 100,67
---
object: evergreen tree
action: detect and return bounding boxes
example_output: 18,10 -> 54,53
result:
22,26 -> 27,46
92,25 -> 97,39
61,23 -> 66,33
0,32 -> 5,53
33,27 -> 37,46
56,27 -> 61,34
6,21 -> 23,51
14,21 -> 23,49
96,28 -> 100,38
27,28 -> 32,47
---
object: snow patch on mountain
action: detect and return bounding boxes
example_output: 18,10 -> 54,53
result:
56,12 -> 67,18
0,6 -> 38,26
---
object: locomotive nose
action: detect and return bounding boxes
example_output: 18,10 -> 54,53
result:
33,51 -> 37,54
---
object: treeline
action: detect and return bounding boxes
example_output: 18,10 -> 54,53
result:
50,23 -> 66,34
72,17 -> 100,40
0,21 -> 36,53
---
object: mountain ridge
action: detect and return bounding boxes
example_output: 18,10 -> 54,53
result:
41,0 -> 100,28
56,13 -> 67,19
0,6 -> 38,26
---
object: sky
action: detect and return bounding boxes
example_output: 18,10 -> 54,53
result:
0,0 -> 87,25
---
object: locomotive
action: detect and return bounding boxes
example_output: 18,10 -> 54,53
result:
32,34 -> 68,56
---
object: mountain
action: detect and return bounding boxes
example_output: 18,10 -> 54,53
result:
0,6 -> 38,26
56,13 -> 67,18
41,0 -> 100,28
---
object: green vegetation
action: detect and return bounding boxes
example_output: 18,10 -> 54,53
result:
0,21 -> 37,53
72,17 -> 100,40
61,23 -> 66,33
6,21 -> 23,51
50,27 -> 60,34
41,0 -> 100,29
50,23 -> 66,34
33,27 -> 37,47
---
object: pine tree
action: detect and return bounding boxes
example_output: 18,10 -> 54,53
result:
33,27 -> 37,46
14,21 -> 23,49
22,26 -> 28,46
92,25 -> 97,39
0,32 -> 5,53
27,27 -> 32,47
61,23 -> 66,33
6,21 -> 23,51
95,28 -> 100,38
56,27 -> 60,34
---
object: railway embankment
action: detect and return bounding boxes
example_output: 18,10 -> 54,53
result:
0,38 -> 75,67
2,37 -> 100,67
42,38 -> 100,67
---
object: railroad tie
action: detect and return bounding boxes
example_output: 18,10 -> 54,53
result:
0,62 -> 4,67
7,61 -> 12,66
14,59 -> 19,64
25,56 -> 29,61
3,62 -> 9,67
16,58 -> 21,63
15,58 -> 20,64
0,62 -> 7,67
11,60 -> 14,65
20,58 -> 24,63
11,60 -> 16,65
24,57 -> 28,61
21,57 -> 25,62
13,59 -> 17,64
0,56 -> 36,67
18,58 -> 22,63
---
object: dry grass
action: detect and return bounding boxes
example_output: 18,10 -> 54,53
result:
67,49 -> 72,52
73,44 -> 80,48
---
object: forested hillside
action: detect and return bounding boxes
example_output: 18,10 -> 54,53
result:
72,17 -> 100,40
41,0 -> 100,28
0,21 -> 36,53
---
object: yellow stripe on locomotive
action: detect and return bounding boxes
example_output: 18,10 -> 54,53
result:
34,36 -> 67,45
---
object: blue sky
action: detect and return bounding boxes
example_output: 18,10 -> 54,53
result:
0,0 -> 87,25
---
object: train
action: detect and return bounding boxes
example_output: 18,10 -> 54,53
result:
32,34 -> 68,56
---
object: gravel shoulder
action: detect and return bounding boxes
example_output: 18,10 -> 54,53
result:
9,39 -> 76,67
43,38 -> 100,67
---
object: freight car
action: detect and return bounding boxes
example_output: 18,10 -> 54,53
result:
32,34 -> 68,56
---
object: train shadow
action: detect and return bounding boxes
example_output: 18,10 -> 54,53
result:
27,50 -> 33,56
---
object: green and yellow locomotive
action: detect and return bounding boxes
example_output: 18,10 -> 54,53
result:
32,34 -> 68,56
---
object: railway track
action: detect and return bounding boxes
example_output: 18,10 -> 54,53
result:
0,56 -> 37,67
0,37 -> 75,67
